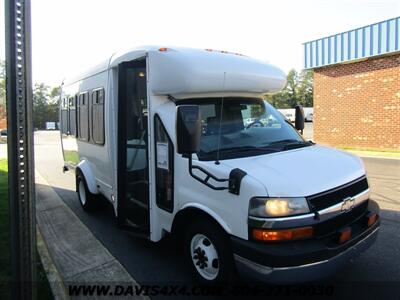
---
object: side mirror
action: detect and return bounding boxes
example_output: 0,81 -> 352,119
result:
176,105 -> 247,194
295,105 -> 305,133
176,105 -> 201,155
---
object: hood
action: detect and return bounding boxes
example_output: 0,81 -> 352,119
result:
221,145 -> 366,197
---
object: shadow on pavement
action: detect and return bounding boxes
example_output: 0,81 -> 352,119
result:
38,182 -> 400,299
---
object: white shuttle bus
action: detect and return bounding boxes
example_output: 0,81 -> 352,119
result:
60,46 -> 379,283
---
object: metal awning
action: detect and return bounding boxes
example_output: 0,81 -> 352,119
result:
303,16 -> 400,69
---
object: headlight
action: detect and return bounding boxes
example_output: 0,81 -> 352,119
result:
249,197 -> 310,217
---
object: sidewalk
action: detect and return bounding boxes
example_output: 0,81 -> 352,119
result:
35,171 -> 148,299
345,149 -> 400,160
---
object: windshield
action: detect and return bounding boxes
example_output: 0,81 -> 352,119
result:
180,97 -> 310,160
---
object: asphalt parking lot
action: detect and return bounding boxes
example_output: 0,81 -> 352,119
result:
33,130 -> 400,298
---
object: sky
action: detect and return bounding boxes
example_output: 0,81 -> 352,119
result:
0,0 -> 399,86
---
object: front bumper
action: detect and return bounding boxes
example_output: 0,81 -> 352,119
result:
232,200 -> 380,283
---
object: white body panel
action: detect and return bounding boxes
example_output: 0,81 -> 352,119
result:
221,145 -> 365,197
60,46 -> 366,244
149,48 -> 286,97
61,69 -> 115,202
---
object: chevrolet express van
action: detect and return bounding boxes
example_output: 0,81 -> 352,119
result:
60,46 -> 380,283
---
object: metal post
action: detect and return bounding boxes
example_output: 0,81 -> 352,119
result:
5,0 -> 36,299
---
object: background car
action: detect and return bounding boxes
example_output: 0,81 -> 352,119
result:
305,112 -> 313,122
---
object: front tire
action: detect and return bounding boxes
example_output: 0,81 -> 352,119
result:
184,220 -> 235,284
76,172 -> 99,212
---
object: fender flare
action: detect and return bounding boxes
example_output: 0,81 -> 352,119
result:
76,160 -> 98,194
179,203 -> 232,235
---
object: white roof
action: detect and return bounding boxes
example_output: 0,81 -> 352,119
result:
65,46 -> 287,97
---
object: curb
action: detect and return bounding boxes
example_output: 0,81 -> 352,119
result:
36,227 -> 69,300
35,171 -> 149,299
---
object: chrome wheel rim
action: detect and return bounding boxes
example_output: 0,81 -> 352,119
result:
78,180 -> 86,206
190,234 -> 219,280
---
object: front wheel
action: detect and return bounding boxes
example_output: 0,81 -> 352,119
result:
184,220 -> 235,284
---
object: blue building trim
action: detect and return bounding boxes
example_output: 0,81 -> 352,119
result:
395,18 -> 399,51
328,37 -> 331,64
386,19 -> 390,52
341,33 -> 344,62
355,29 -> 358,59
362,27 -> 366,57
334,35 -> 338,63
378,22 -> 382,54
304,16 -> 400,69
370,24 -> 374,56
304,44 -> 308,70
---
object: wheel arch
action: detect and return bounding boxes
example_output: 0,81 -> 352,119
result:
171,204 -> 232,239
76,160 -> 98,194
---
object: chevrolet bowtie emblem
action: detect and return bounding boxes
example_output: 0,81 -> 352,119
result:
341,197 -> 355,212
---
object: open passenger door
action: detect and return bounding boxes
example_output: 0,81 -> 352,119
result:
117,58 -> 150,236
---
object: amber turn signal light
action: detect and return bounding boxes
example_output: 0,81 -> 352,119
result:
366,213 -> 378,227
337,227 -> 352,244
252,226 -> 314,241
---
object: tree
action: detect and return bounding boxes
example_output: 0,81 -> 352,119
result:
297,70 -> 313,107
33,83 -> 50,129
265,92 -> 291,109
49,86 -> 61,103
32,83 -> 60,129
265,69 -> 313,109
284,69 -> 300,108
46,86 -> 61,128
0,59 -> 61,130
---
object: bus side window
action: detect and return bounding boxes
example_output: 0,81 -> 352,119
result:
78,92 -> 90,141
68,96 -> 77,136
61,97 -> 69,135
154,115 -> 174,213
91,88 -> 105,145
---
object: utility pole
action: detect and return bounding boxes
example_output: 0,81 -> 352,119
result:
5,0 -> 36,299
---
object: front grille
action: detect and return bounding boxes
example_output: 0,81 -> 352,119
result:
313,200 -> 368,237
307,176 -> 369,212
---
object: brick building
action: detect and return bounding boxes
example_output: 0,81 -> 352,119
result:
304,17 -> 400,151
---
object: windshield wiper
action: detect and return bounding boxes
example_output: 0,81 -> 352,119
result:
267,139 -> 313,150
283,143 -> 312,150
204,146 -> 280,155
268,139 -> 302,145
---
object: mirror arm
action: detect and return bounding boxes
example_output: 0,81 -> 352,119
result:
188,155 -> 229,190
167,94 -> 178,103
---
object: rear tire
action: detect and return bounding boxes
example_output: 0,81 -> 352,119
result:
184,219 -> 235,284
76,172 -> 99,212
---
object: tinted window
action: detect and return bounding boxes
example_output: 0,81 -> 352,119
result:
78,92 -> 89,141
154,115 -> 174,212
68,96 -> 77,136
91,88 -> 105,145
182,98 -> 306,160
60,97 -> 69,135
